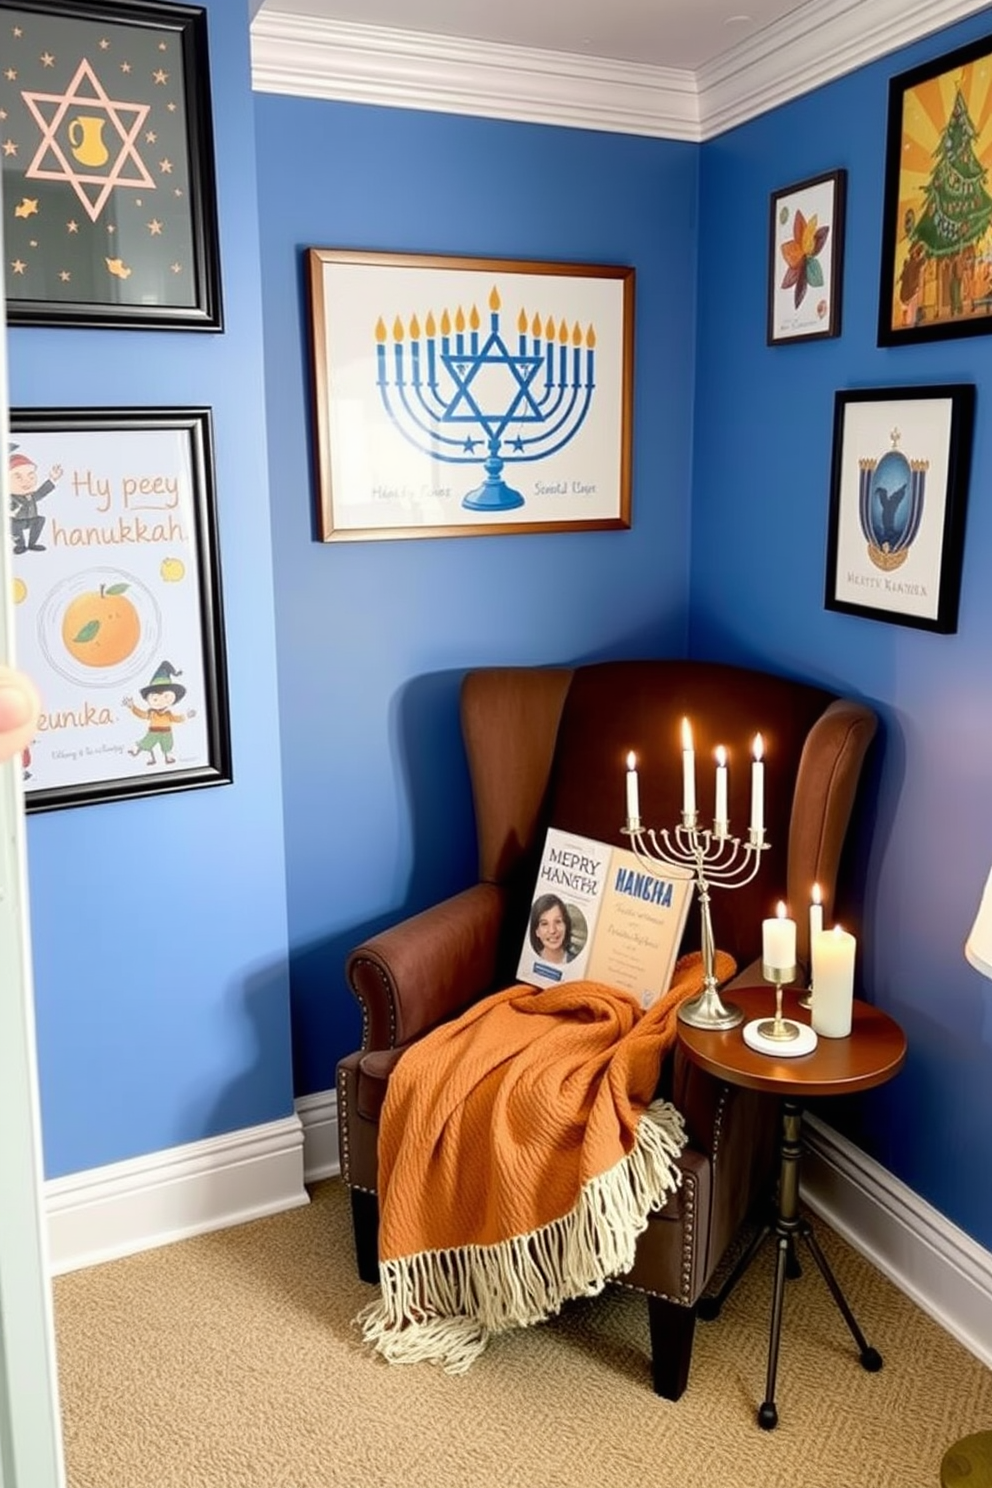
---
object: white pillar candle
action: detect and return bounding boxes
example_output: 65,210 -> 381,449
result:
762,901 -> 796,970
681,717 -> 696,816
811,925 -> 856,1038
714,746 -> 728,835
750,734 -> 764,835
625,750 -> 640,826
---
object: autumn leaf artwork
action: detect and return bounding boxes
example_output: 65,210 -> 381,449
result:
767,170 -> 846,345
779,208 -> 830,309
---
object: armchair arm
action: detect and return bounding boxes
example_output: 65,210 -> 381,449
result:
345,882 -> 508,1051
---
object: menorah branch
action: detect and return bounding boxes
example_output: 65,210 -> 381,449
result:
624,821 -> 769,1030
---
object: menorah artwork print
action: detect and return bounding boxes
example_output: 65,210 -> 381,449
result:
306,251 -> 634,541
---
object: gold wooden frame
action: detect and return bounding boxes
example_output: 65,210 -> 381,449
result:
306,249 -> 634,542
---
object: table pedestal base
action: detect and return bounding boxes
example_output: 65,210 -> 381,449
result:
700,1097 -> 882,1429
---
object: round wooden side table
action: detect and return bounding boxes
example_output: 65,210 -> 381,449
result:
678,986 -> 906,1430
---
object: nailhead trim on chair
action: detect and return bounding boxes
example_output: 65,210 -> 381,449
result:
351,957 -> 399,1050
336,1065 -> 352,1184
616,1168 -> 697,1306
678,1171 -> 696,1303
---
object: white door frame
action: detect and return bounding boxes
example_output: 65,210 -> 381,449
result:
0,205 -> 66,1488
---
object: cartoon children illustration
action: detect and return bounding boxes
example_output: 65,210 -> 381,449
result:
123,661 -> 196,766
9,445 -> 63,554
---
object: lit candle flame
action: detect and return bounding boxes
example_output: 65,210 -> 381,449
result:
681,718 -> 693,750
812,882 -> 822,906
752,733 -> 763,761
627,750 -> 636,771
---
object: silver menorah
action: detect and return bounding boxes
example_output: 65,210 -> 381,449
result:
623,811 -> 769,1029
622,730 -> 769,1029
374,286 -> 596,513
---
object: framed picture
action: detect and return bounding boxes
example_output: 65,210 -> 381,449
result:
767,169 -> 846,345
306,249 -> 634,541
1,0 -> 222,330
824,385 -> 975,633
8,406 -> 232,811
879,34 -> 992,346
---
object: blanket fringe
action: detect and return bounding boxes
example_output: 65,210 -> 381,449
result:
357,1099 -> 686,1372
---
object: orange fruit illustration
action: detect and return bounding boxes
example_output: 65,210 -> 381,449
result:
61,582 -> 141,668
12,576 -> 26,605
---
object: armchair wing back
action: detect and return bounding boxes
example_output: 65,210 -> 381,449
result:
339,659 -> 878,1398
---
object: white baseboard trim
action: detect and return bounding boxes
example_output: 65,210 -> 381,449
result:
296,1088 -> 340,1183
801,1112 -> 992,1370
45,1114 -> 309,1276
45,1083 -> 989,1366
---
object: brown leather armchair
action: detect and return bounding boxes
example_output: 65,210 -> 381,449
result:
338,659 -> 877,1398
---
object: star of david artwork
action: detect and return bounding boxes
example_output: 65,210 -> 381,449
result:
21,57 -> 155,223
307,249 -> 634,541
1,0 -> 221,328
373,286 -> 598,511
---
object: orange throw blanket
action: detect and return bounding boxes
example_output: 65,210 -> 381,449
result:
358,949 -> 733,1372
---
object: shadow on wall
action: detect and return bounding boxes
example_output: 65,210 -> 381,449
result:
201,960 -> 297,1140
288,667 -> 478,1096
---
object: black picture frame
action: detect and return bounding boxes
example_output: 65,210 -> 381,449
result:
767,169 -> 846,345
9,406 -> 232,811
1,0 -> 222,330
878,34 -> 992,346
824,385 -> 975,633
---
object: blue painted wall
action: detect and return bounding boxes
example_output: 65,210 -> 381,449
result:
14,0 -> 992,1261
9,0 -> 293,1179
693,13 -> 992,1241
253,98 -> 700,1096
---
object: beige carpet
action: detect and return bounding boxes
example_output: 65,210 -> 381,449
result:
52,1177 -> 992,1488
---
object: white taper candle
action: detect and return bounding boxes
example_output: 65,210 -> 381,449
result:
681,717 -> 696,816
750,734 -> 764,835
714,745 -> 728,835
626,750 -> 640,826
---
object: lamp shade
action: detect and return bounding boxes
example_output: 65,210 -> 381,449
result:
965,866 -> 992,981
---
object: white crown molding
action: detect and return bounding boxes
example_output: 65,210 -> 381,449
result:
250,13 -> 700,139
696,0 -> 989,138
251,0 -> 989,141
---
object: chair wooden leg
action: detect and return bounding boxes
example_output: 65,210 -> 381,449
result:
350,1188 -> 380,1284
647,1296 -> 697,1400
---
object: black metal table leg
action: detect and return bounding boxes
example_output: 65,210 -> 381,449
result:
798,1218 -> 882,1371
698,1219 -> 771,1321
758,1233 -> 790,1429
757,1096 -> 882,1429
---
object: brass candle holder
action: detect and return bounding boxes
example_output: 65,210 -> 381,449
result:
756,960 -> 800,1042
